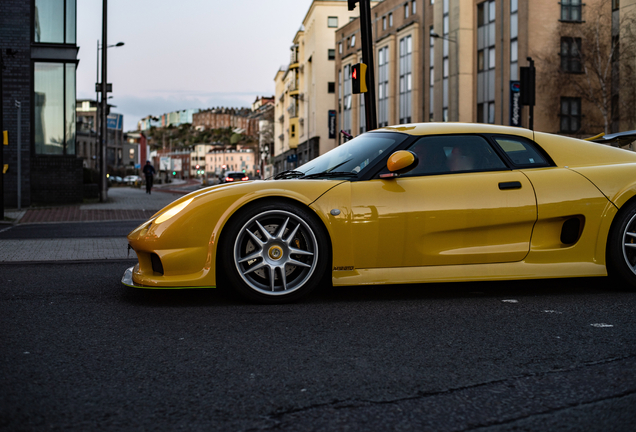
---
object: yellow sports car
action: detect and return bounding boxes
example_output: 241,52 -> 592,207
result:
122,123 -> 636,303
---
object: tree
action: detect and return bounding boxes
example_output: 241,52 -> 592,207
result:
539,0 -> 636,137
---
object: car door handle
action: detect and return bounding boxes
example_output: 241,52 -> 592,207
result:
499,181 -> 522,190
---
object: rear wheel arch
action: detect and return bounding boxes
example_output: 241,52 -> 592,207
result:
606,196 -> 636,288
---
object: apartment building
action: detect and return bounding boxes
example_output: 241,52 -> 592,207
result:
205,148 -> 257,178
335,0 -> 634,142
273,0 -> 379,174
189,144 -> 213,177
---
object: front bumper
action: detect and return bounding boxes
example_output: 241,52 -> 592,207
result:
121,265 -> 216,290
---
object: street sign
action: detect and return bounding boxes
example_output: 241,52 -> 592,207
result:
95,83 -> 112,93
328,110 -> 336,139
107,113 -> 123,130
160,157 -> 171,171
509,81 -> 521,127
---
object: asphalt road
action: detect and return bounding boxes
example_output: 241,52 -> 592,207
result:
0,221 -> 143,240
1,257 -> 635,431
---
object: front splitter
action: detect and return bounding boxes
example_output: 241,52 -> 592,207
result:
121,266 -> 216,290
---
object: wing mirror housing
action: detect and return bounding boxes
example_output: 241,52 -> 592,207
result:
381,150 -> 418,178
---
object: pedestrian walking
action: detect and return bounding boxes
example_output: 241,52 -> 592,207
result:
142,160 -> 156,194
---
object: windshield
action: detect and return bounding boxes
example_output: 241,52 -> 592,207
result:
284,132 -> 408,179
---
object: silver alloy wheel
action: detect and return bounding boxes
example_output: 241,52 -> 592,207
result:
622,212 -> 636,275
233,210 -> 319,296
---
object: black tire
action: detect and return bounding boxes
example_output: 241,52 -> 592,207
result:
607,201 -> 636,288
219,201 -> 330,303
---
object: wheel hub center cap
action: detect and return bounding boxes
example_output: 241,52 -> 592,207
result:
268,245 -> 283,260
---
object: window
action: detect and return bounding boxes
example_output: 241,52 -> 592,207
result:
389,13 -> 393,27
339,42 -> 343,54
405,3 -> 409,18
34,62 -> 76,155
399,35 -> 413,124
429,26 -> 435,121
442,0 -> 450,120
328,49 -> 335,60
412,1 -> 417,14
560,37 -> 582,73
494,137 -> 549,167
351,35 -> 356,47
383,16 -> 387,30
343,64 -> 352,135
34,0 -> 76,44
560,97 -> 581,133
359,93 -> 366,134
328,82 -> 335,93
405,135 -> 506,176
477,0 -> 496,124
510,0 -> 519,80
328,16 -> 338,28
613,0 -> 620,10
561,0 -> 582,21
378,46 -> 389,127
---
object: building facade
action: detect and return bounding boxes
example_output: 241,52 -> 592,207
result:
273,0 -> 379,175
190,143 -> 213,177
204,148 -> 257,178
76,99 -> 98,170
2,0 -> 83,207
334,0 -> 635,144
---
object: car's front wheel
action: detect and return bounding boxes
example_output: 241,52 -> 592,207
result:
607,201 -> 636,288
220,201 -> 330,303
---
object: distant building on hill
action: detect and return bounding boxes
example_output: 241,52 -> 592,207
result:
192,107 -> 258,136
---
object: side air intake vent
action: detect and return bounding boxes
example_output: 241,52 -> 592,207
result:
561,217 -> 581,245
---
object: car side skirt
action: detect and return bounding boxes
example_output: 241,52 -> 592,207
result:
331,261 -> 607,286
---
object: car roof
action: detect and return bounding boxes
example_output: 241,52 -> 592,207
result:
377,122 -> 535,139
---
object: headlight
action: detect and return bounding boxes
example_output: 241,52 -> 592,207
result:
154,198 -> 194,224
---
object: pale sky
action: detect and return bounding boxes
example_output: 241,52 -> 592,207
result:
77,0 -> 315,131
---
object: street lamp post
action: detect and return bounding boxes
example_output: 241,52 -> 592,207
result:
96,22 -> 123,202
430,30 -> 457,122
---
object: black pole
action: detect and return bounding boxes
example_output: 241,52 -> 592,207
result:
350,0 -> 377,131
527,57 -> 534,131
0,50 -> 4,218
359,0 -> 377,131
100,0 -> 108,202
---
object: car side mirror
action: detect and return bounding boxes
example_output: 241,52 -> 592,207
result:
381,150 -> 418,178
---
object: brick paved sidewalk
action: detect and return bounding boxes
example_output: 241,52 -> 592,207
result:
0,181 -> 205,262
7,181 -> 202,224
19,208 -> 159,223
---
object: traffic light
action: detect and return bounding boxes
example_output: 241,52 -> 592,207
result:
520,65 -> 535,106
172,171 -> 176,176
352,63 -> 368,94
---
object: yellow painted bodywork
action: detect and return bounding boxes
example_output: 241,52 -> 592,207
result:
126,123 -> 636,290
127,180 -> 344,287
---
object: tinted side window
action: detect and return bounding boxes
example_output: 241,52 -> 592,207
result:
404,135 -> 507,176
494,136 -> 550,167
